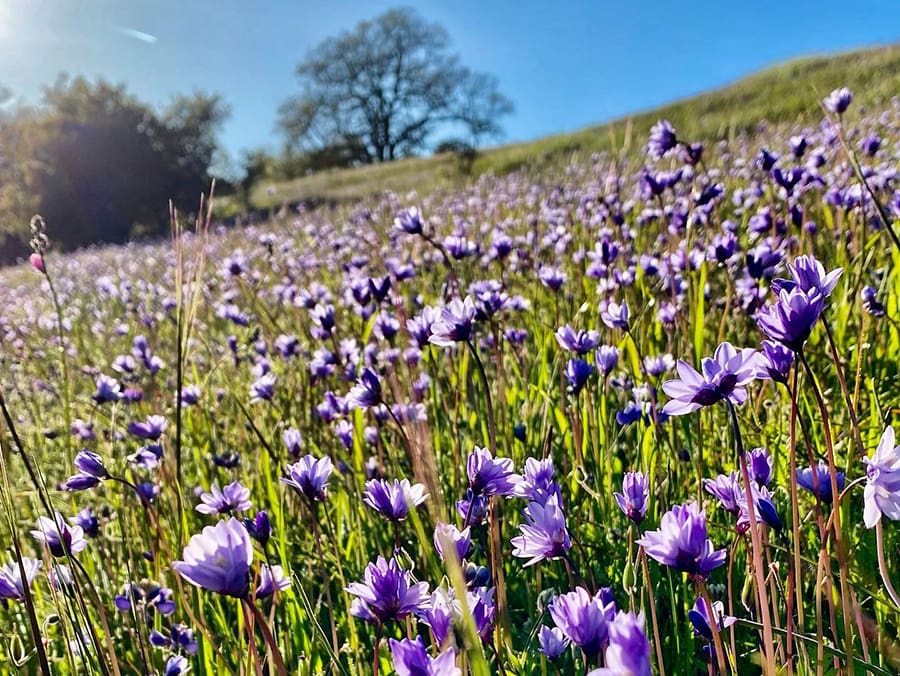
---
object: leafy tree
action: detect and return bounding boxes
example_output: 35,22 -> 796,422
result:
278,7 -> 513,165
0,76 -> 228,262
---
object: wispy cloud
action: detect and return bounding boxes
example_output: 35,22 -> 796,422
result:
110,24 -> 158,44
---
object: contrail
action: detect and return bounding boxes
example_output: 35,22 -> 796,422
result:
111,24 -> 158,44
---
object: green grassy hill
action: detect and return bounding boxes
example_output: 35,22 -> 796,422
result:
246,43 -> 900,210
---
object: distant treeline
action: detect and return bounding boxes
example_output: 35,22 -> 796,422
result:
0,76 -> 230,264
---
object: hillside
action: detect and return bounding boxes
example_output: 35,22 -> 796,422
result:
245,42 -> 900,210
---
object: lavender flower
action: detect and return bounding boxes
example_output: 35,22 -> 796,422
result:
195,481 -> 253,515
0,557 -> 41,601
755,340 -> 794,384
511,493 -> 571,566
65,450 -> 109,491
797,460 -> 845,503
417,588 -> 457,646
389,637 -> 459,676
346,367 -> 382,409
345,556 -> 429,625
746,447 -> 773,487
394,207 -> 424,235
429,297 -> 477,346
150,624 -> 197,655
549,587 -> 616,659
565,358 -> 595,395
637,502 -> 726,578
92,374 -> 122,404
363,478 -> 428,521
72,507 -> 100,538
513,457 -> 560,505
736,483 -> 782,533
863,425 -> 900,528
249,373 -> 276,403
256,564 -> 291,599
282,427 -> 303,457
862,286 -> 886,317
688,596 -> 736,658
282,455 -> 334,503
756,286 -> 825,352
615,471 -> 649,523
539,266 -> 566,292
31,512 -> 88,558
433,523 -> 471,563
172,518 -> 253,598
243,511 -> 271,547
600,300 -> 629,330
823,87 -> 852,114
555,325 -> 601,354
127,415 -> 168,441
539,625 -> 569,659
595,345 -> 619,376
773,255 -> 843,299
704,472 -> 742,514
661,342 -> 760,415
467,446 -> 520,497
647,120 -> 678,158
589,611 -> 652,676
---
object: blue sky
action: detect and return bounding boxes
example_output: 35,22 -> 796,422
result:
0,0 -> 897,166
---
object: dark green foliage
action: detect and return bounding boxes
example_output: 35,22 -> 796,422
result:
0,76 -> 229,263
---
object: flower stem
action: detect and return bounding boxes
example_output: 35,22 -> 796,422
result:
726,401 -> 776,675
245,599 -> 289,676
697,578 -> 728,675
640,548 -> 667,676
467,341 -> 498,455
798,350 -> 856,673
876,519 -> 900,610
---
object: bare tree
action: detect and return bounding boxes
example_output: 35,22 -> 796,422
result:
278,8 -> 513,163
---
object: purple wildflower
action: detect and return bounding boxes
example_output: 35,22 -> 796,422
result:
539,625 -> 569,659
756,286 -> 825,352
600,300 -> 629,330
389,637 -> 459,676
282,455 -> 334,503
615,471 -> 649,524
637,502 -> 726,578
195,481 -> 253,515
511,493 -> 571,566
92,375 -> 122,404
346,367 -> 382,409
555,325 -> 601,354
0,557 -> 41,601
31,512 -> 88,558
863,425 -> 900,528
704,472 -> 742,514
467,446 -> 520,497
647,120 -> 678,158
661,342 -> 760,415
589,611 -> 652,676
746,447 -> 773,487
823,87 -> 852,114
363,478 -> 428,522
345,556 -> 429,625
433,523 -> 471,563
797,460 -> 845,503
127,415 -> 168,441
549,587 -> 616,659
172,518 -> 253,598
256,564 -> 290,599
429,297 -> 477,347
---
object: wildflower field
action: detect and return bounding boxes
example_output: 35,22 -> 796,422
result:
1,87 -> 899,675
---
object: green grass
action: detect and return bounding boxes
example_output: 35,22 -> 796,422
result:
245,42 -> 900,210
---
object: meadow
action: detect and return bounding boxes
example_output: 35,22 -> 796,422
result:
0,83 -> 898,676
